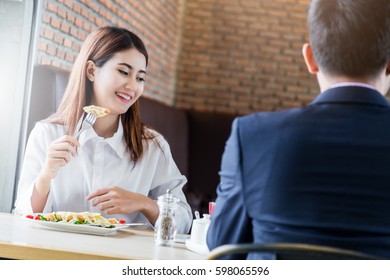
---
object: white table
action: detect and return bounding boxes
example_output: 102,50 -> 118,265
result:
0,212 -> 206,260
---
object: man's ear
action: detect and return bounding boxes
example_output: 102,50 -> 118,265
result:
302,43 -> 319,74
86,60 -> 96,81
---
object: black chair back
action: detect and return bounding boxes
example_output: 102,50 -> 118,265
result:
207,243 -> 381,260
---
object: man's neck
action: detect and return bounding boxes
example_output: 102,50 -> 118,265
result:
317,73 -> 387,95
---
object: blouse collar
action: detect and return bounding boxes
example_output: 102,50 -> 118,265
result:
78,117 -> 127,158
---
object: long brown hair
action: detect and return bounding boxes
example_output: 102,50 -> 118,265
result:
47,26 -> 152,162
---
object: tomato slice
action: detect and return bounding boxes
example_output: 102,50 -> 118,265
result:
25,215 -> 34,219
119,219 -> 126,224
34,215 -> 41,220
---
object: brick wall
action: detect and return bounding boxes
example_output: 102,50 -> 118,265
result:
36,0 -> 185,105
36,0 -> 318,114
176,0 -> 318,114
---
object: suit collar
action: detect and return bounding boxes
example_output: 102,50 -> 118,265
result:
311,86 -> 390,107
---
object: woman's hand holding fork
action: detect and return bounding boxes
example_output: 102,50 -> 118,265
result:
39,135 -> 80,180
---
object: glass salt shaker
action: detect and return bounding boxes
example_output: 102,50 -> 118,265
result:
154,189 -> 180,246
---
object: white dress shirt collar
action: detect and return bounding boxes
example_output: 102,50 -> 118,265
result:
78,117 -> 127,158
331,82 -> 376,90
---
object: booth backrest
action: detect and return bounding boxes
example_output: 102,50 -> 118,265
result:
139,97 -> 189,177
138,99 -> 236,214
27,65 -> 69,139
27,65 -> 237,214
186,110 -> 235,211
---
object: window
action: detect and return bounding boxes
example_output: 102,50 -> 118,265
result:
0,0 -> 37,212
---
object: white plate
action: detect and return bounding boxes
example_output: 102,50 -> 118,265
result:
28,219 -> 145,236
185,239 -> 210,255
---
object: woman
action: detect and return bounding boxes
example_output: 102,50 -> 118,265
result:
14,26 -> 192,233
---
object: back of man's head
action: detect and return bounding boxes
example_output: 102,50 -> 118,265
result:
308,0 -> 390,79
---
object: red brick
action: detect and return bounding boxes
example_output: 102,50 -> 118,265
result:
73,4 -> 81,14
78,31 -> 87,41
37,42 -> 47,52
64,0 -> 73,9
63,38 -> 72,48
72,42 -> 81,52
42,29 -> 54,40
50,17 -> 61,29
60,22 -> 70,34
81,7 -> 90,20
39,55 -> 51,65
47,45 -> 56,56
95,17 -> 106,27
53,33 -> 64,44
65,52 -> 75,63
75,17 -> 83,29
42,14 -> 51,24
47,2 -> 57,13
57,7 -> 67,19
57,49 -> 65,59
66,13 -> 75,24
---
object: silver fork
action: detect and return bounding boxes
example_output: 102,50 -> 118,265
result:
73,112 -> 97,140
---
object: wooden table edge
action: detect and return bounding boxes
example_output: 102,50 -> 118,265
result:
0,242 -> 126,260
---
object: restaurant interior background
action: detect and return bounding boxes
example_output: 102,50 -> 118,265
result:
0,0 -> 317,215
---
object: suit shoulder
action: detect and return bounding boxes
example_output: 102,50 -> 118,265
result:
237,107 -> 305,128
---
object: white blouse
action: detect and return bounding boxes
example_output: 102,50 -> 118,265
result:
14,120 -> 192,233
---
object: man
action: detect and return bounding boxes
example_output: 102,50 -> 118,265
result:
207,0 -> 390,259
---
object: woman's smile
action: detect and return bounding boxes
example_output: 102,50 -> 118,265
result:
115,91 -> 132,103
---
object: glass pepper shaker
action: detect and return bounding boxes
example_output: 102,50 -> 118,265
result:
154,189 -> 180,246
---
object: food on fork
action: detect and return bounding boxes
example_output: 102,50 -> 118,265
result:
83,105 -> 110,118
25,211 -> 125,228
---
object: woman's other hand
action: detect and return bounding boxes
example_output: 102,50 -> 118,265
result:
86,186 -> 159,224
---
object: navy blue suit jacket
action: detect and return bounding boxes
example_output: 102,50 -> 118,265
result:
207,86 -> 390,259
